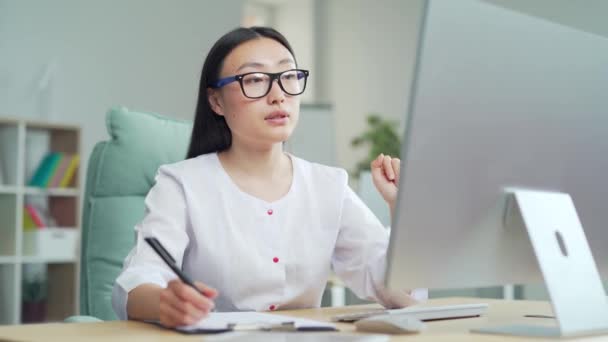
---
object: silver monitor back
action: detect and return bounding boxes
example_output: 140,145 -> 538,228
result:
386,0 -> 608,291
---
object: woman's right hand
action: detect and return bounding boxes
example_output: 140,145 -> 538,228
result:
159,279 -> 218,327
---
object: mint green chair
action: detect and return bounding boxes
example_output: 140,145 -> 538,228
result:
66,107 -> 192,322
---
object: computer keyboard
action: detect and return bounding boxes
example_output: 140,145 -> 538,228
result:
332,303 -> 489,322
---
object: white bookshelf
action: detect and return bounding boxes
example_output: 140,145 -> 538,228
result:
0,256 -> 18,264
24,187 -> 80,197
0,186 -> 19,195
0,117 -> 81,324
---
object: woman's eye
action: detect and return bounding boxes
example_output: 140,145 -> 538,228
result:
244,76 -> 265,85
282,73 -> 296,80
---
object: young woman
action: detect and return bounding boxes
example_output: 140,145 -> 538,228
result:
112,26 -> 426,327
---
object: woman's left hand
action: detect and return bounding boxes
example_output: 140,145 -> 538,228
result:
371,154 -> 400,213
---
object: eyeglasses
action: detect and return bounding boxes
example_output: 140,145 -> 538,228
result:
210,69 -> 309,99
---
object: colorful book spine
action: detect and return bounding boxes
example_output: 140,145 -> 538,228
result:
23,210 -> 37,230
29,152 -> 63,188
24,204 -> 45,228
29,153 -> 54,187
49,154 -> 71,188
59,154 -> 80,188
43,153 -> 63,187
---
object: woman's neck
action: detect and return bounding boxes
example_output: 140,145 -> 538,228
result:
219,141 -> 289,180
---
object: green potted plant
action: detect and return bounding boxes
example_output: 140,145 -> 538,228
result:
21,277 -> 47,323
351,114 -> 401,178
350,114 -> 401,226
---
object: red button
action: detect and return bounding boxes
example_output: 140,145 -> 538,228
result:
273,257 -> 279,263
267,209 -> 273,215
269,305 -> 276,311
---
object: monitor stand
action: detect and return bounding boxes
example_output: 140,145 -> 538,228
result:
472,189 -> 608,338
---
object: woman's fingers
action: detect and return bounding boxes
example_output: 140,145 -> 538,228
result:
382,154 -> 395,181
370,153 -> 400,208
371,154 -> 385,185
163,286 -> 207,320
169,280 -> 215,312
391,157 -> 401,186
160,297 -> 192,327
160,280 -> 215,327
160,288 -> 195,327
371,153 -> 384,169
195,281 -> 219,299
371,153 -> 400,183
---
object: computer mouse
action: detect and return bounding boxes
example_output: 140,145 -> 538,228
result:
354,314 -> 426,334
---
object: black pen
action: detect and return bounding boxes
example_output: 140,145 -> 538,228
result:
144,236 -> 205,296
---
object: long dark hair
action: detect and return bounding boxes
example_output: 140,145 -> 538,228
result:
186,27 -> 296,159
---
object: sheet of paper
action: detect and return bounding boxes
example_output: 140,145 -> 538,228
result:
176,311 -> 336,332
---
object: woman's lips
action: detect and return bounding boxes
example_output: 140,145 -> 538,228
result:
265,111 -> 289,125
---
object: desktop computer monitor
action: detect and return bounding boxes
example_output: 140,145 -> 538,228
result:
385,0 -> 608,337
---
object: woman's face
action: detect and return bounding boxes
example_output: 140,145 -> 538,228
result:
208,37 -> 301,149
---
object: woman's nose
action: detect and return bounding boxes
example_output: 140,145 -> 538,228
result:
266,79 -> 285,104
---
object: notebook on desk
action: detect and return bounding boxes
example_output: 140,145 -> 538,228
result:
175,311 -> 337,334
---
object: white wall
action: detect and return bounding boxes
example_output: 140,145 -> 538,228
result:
269,0 -> 422,173
269,0 -> 316,104
0,0 -> 423,178
0,0 -> 243,181
241,0 -> 316,103
327,0 -> 423,173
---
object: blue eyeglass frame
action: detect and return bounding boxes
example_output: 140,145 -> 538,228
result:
210,69 -> 310,99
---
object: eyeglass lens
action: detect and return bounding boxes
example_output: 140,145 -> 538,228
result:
241,70 -> 307,98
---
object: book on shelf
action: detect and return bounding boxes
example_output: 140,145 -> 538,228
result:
48,155 -> 70,188
28,153 -> 79,188
23,204 -> 46,230
23,210 -> 40,230
29,153 -> 59,187
59,155 -> 79,188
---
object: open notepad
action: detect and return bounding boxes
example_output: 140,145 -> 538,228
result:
176,312 -> 338,334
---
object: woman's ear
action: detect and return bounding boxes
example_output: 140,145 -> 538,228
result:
207,88 -> 225,116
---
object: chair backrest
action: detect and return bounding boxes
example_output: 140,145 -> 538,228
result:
79,107 -> 191,320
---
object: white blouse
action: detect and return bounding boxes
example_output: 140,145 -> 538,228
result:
112,153 -> 426,319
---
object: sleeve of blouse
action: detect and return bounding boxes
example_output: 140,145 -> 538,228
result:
331,184 -> 428,308
111,165 -> 190,320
